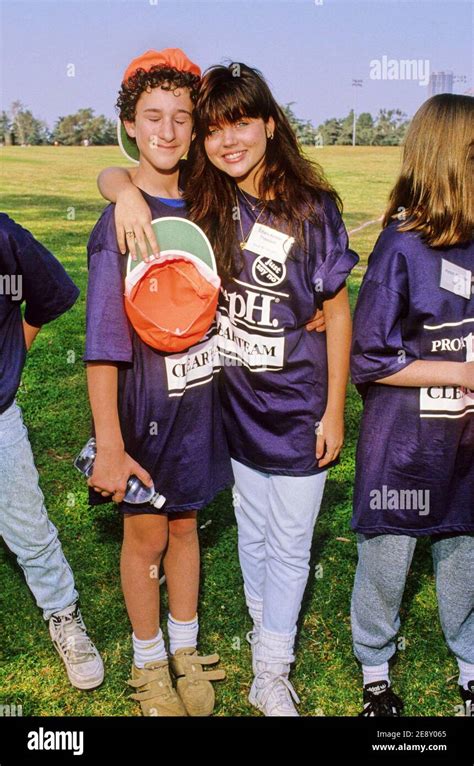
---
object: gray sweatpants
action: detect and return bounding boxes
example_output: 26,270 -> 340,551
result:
351,533 -> 474,666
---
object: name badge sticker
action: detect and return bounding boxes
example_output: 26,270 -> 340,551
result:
245,223 -> 294,264
467,332 -> 474,363
440,258 -> 472,300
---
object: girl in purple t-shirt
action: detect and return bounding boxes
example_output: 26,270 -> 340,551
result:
98,63 -> 358,716
185,64 -> 358,715
350,94 -> 474,716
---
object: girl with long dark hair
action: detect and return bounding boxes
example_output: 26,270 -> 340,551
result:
98,62 -> 358,715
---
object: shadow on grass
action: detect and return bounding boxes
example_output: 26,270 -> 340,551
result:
288,469 -> 354,641
399,536 -> 437,621
89,504 -> 124,543
89,487 -> 236,551
3,194 -> 105,221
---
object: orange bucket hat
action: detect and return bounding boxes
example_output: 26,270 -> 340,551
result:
124,217 -> 220,353
122,48 -> 201,83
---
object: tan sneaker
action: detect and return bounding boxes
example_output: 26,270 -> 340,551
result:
170,647 -> 225,717
127,660 -> 187,716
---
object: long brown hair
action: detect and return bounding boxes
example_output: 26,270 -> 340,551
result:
383,94 -> 473,246
185,63 -> 341,279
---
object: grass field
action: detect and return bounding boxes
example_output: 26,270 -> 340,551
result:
0,146 -> 462,717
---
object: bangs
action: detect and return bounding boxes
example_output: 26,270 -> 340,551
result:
197,65 -> 271,133
200,89 -> 264,132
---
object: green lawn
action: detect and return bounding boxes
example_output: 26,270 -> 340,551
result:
0,146 -> 461,717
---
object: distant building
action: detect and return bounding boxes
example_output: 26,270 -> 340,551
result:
429,71 -> 454,96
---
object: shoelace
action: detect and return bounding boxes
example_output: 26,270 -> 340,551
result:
255,670 -> 300,712
51,611 -> 97,664
360,687 -> 404,717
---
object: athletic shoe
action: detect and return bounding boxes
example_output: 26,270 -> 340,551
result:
127,660 -> 187,716
170,647 -> 225,716
49,603 -> 104,690
249,670 -> 300,716
459,680 -> 474,714
249,627 -> 299,716
359,680 -> 404,717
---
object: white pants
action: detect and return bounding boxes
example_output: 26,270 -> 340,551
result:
231,459 -> 327,636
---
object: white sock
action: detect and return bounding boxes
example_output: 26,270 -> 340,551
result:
362,662 -> 390,687
168,613 -> 198,655
245,589 -> 263,631
132,628 -> 167,669
457,658 -> 474,690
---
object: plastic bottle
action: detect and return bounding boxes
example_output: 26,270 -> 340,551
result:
74,438 -> 166,509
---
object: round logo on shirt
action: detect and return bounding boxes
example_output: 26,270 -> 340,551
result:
251,255 -> 286,287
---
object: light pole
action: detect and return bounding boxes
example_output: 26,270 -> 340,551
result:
352,79 -> 363,146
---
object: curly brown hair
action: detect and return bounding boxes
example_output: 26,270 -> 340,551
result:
117,66 -> 201,122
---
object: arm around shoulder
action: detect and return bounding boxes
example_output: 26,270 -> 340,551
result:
96,167 -> 158,258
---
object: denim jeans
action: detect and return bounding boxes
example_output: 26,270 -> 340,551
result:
231,458 -> 327,636
0,401 -> 78,620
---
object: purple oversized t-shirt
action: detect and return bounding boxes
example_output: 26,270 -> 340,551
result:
351,222 -> 474,536
0,213 -> 79,415
84,192 -> 233,513
216,190 -> 359,475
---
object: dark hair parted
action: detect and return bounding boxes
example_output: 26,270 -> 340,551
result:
185,63 -> 342,279
383,94 -> 474,247
117,66 -> 201,122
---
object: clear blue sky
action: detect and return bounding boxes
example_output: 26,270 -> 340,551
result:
1,0 -> 472,129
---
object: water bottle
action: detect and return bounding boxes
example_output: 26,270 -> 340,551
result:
74,438 -> 166,510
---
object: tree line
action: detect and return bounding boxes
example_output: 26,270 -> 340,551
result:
0,102 -> 116,146
284,103 -> 409,146
0,101 -> 409,147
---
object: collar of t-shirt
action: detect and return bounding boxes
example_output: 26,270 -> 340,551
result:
138,189 -> 186,209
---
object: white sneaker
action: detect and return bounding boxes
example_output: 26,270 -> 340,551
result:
249,669 -> 300,716
49,604 -> 104,690
248,626 -> 300,716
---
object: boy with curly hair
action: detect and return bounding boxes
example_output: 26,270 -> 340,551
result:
84,49 -> 231,717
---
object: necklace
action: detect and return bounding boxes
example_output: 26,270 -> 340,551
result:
237,199 -> 267,250
237,190 -> 267,251
239,187 -> 265,212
